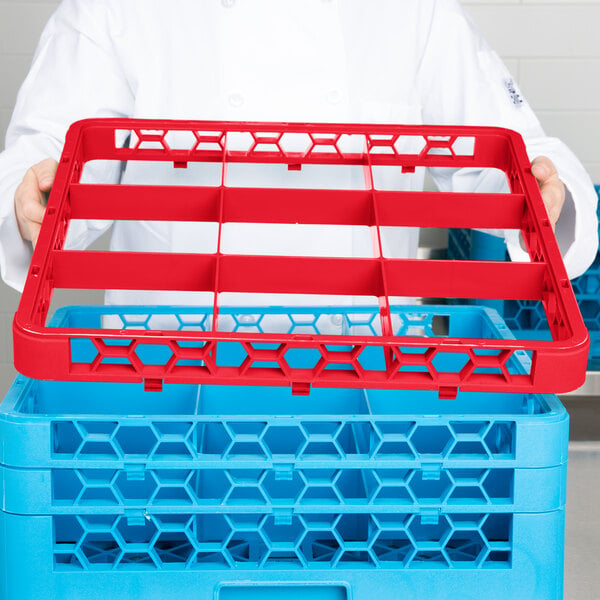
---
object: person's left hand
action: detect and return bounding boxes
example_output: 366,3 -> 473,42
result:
531,156 -> 565,230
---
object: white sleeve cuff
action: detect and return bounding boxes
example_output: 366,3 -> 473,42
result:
0,195 -> 32,292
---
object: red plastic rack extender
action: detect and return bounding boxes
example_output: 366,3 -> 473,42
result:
12,119 -> 590,396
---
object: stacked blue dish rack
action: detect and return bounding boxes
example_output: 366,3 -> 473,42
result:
0,304 -> 569,600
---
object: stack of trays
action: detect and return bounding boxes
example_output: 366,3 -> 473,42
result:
0,306 -> 569,600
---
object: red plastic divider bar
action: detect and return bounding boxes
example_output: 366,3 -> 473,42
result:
13,119 -> 589,394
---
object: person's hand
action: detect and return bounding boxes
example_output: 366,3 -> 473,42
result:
14,158 -> 58,247
531,156 -> 565,231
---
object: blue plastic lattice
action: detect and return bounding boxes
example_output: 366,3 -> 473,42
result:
0,306 -> 568,600
0,381 -> 568,599
1,383 -> 566,516
1,509 -> 564,599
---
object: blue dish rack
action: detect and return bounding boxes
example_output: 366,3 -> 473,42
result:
447,185 -> 600,368
0,305 -> 568,600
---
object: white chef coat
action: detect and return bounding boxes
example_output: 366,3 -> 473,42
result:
0,0 -> 597,305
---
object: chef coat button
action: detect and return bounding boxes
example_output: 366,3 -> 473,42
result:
221,0 -> 235,8
228,92 -> 245,108
327,89 -> 342,105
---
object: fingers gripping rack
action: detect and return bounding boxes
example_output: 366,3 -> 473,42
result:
13,119 -> 589,395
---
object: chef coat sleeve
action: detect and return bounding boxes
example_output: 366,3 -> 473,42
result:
0,0 -> 134,291
416,0 -> 598,279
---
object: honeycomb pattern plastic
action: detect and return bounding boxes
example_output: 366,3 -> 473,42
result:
1,509 -> 565,600
46,466 -> 515,508
52,512 -> 512,570
60,304 -> 530,400
49,417 -> 517,462
0,369 -> 568,599
0,375 -> 567,516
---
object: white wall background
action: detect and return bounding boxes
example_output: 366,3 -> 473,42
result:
1,0 -> 600,395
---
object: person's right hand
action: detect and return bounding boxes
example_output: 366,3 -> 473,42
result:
14,158 -> 58,247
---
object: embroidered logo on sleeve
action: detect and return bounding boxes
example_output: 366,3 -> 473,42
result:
504,79 -> 524,107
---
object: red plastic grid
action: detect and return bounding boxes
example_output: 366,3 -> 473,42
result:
13,119 -> 589,394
